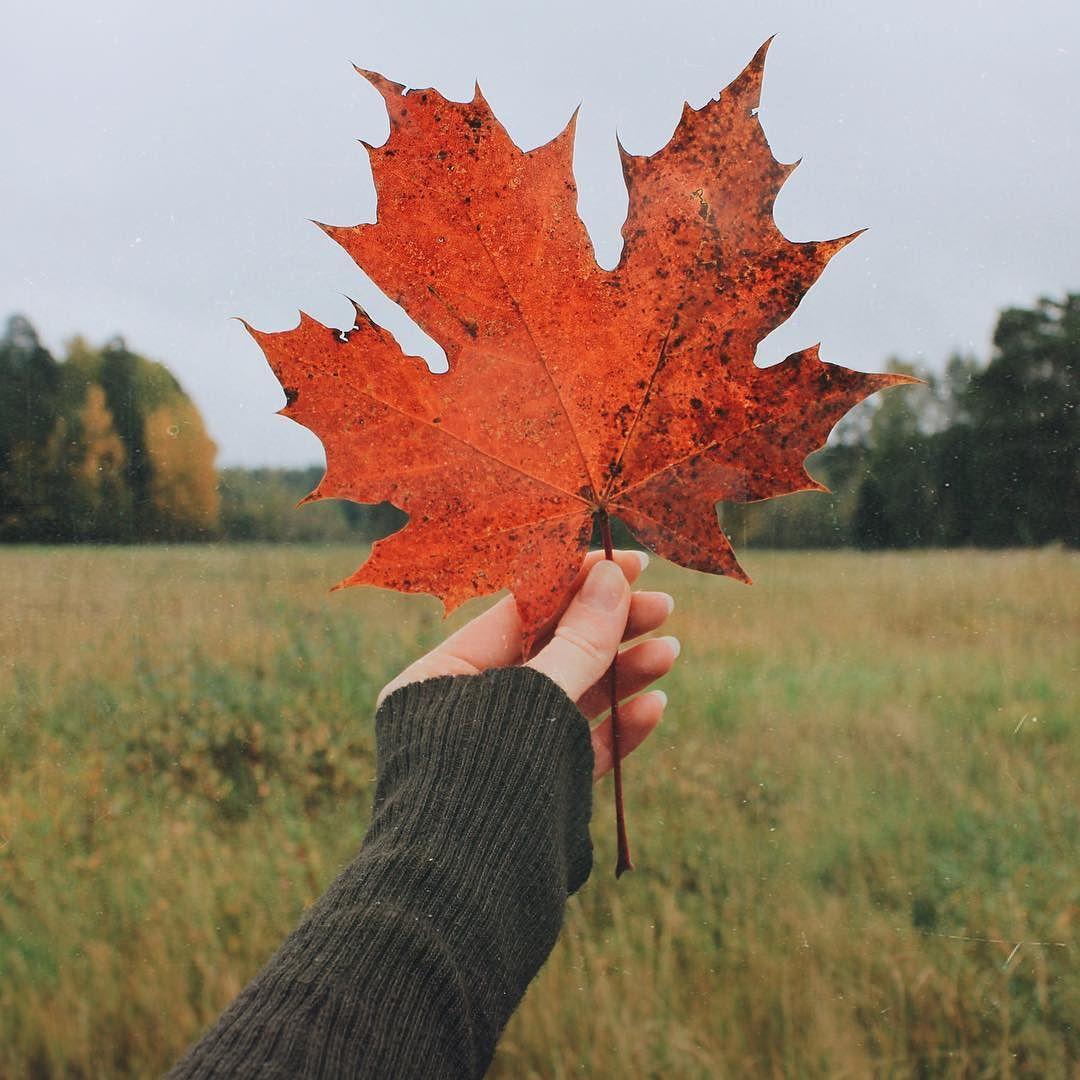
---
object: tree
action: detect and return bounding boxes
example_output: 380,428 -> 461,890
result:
850,361 -> 943,547
0,315 -> 64,539
960,296 -> 1079,546
143,399 -> 219,539
853,474 -> 889,549
84,335 -> 220,540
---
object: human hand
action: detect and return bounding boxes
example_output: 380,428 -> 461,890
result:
378,550 -> 679,781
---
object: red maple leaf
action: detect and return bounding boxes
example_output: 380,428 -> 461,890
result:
249,41 -> 911,662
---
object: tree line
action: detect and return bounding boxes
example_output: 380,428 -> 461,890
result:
0,315 -> 218,541
0,314 -> 400,544
1,296 -> 1076,548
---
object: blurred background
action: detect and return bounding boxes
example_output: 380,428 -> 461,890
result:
1,1 -> 1077,1076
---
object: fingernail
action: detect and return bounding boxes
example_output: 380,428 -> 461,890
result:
581,560 -> 628,611
659,635 -> 681,658
659,592 -> 675,615
651,690 -> 668,709
636,551 -> 650,571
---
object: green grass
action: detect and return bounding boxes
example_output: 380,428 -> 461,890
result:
1,545 -> 1077,1077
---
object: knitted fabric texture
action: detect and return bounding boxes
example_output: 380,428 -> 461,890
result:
168,665 -> 594,1078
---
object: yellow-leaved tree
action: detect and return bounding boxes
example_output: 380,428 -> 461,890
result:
43,381 -> 132,539
143,398 -> 220,539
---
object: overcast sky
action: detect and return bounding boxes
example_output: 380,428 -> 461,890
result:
3,0 -> 1078,466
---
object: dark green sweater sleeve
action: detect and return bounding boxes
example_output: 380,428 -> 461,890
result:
167,666 -> 594,1079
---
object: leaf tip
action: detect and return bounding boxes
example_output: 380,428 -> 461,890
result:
884,371 -> 925,388
330,558 -> 378,595
728,35 -> 776,111
535,102 -> 581,160
835,227 -> 868,250
753,34 -> 778,71
353,66 -> 406,102
814,228 -> 867,264
314,220 -> 359,252
565,101 -> 582,137
615,131 -> 648,183
341,294 -> 376,330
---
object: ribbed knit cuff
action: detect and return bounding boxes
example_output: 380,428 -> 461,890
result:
370,666 -> 595,897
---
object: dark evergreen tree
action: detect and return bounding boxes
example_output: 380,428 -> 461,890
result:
853,474 -> 889,549
0,315 -> 63,539
960,295 -> 1079,546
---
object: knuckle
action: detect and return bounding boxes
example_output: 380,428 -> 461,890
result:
553,624 -> 608,667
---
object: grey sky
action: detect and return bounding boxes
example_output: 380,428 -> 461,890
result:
3,0 -> 1078,466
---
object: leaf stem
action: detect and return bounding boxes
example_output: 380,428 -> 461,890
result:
596,508 -> 634,878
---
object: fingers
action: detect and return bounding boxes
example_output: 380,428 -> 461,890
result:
591,690 -> 666,781
623,590 -> 674,642
525,560 -> 631,701
577,635 -> 680,719
577,548 -> 649,586
528,550 -> 649,654
433,549 -> 649,674
377,550 -> 648,706
424,594 -> 520,672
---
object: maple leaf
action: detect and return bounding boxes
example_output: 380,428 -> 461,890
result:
248,40 -> 914,651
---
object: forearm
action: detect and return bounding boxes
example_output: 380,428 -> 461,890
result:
168,666 -> 594,1079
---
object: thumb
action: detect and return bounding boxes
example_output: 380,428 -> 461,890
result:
526,559 -> 630,702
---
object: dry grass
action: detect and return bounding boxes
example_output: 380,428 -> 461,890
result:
1,545 -> 1077,1077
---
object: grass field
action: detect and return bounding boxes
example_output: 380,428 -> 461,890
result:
1,545 -> 1077,1077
